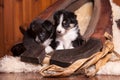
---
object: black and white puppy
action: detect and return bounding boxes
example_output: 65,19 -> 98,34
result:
27,19 -> 56,53
27,19 -> 53,44
11,19 -> 55,56
54,10 -> 84,50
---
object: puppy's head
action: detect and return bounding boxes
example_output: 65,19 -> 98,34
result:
54,10 -> 78,36
27,19 -> 54,43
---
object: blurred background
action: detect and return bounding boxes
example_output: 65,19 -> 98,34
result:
0,0 -> 119,57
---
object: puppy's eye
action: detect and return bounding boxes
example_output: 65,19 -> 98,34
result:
40,32 -> 45,37
63,21 -> 66,24
62,21 -> 68,28
31,25 -> 36,31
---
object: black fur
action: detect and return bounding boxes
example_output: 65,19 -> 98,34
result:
11,43 -> 26,56
27,19 -> 54,43
11,19 -> 56,56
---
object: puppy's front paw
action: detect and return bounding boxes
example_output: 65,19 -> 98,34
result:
45,46 -> 54,54
56,42 -> 64,50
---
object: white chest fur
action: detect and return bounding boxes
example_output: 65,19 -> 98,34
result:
56,27 -> 78,50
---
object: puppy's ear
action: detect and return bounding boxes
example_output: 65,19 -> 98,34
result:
53,11 -> 59,21
69,12 -> 78,25
19,26 -> 26,35
42,20 -> 53,31
53,10 -> 63,25
29,18 -> 44,31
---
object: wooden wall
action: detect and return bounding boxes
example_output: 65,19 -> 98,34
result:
0,0 -> 120,57
113,0 -> 120,6
0,0 -> 4,57
0,0 -> 57,57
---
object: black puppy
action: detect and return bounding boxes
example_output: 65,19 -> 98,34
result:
26,19 -> 56,53
53,10 -> 84,50
11,19 -> 55,56
27,19 -> 54,44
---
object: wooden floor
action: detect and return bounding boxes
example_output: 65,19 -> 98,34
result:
0,72 -> 120,80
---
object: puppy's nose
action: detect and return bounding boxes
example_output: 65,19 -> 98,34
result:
57,30 -> 61,34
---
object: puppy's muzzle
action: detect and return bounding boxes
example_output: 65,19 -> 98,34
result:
57,30 -> 61,34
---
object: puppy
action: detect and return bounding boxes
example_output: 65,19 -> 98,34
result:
27,19 -> 52,44
11,19 -> 55,56
26,19 -> 55,53
53,10 -> 84,50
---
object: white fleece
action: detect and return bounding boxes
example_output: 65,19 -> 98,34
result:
0,56 -> 47,73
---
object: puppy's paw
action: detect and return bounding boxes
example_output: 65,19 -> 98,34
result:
56,42 -> 64,50
45,46 -> 54,54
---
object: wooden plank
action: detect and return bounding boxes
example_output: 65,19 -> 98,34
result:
31,0 -> 42,19
22,0 -> 32,26
4,0 -> 14,55
13,0 -> 23,43
0,73 -> 18,80
40,0 -> 48,12
31,0 -> 57,19
113,0 -> 120,6
0,0 -> 4,57
0,73 -> 120,80
0,0 -> 3,6
22,0 -> 57,26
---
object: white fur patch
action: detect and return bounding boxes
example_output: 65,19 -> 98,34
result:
35,36 -> 40,42
56,41 -> 64,50
43,39 -> 52,47
56,27 -> 78,50
43,39 -> 54,53
45,46 -> 54,53
97,61 -> 120,75
56,14 -> 66,35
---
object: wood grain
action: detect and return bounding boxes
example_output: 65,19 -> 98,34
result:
113,0 -> 120,6
0,73 -> 120,80
4,0 -> 14,56
0,0 -> 4,57
13,0 -> 23,43
0,0 -> 57,57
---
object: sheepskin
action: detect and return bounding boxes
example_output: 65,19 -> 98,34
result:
0,56 -> 48,73
0,0 -> 120,75
75,2 -> 93,35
